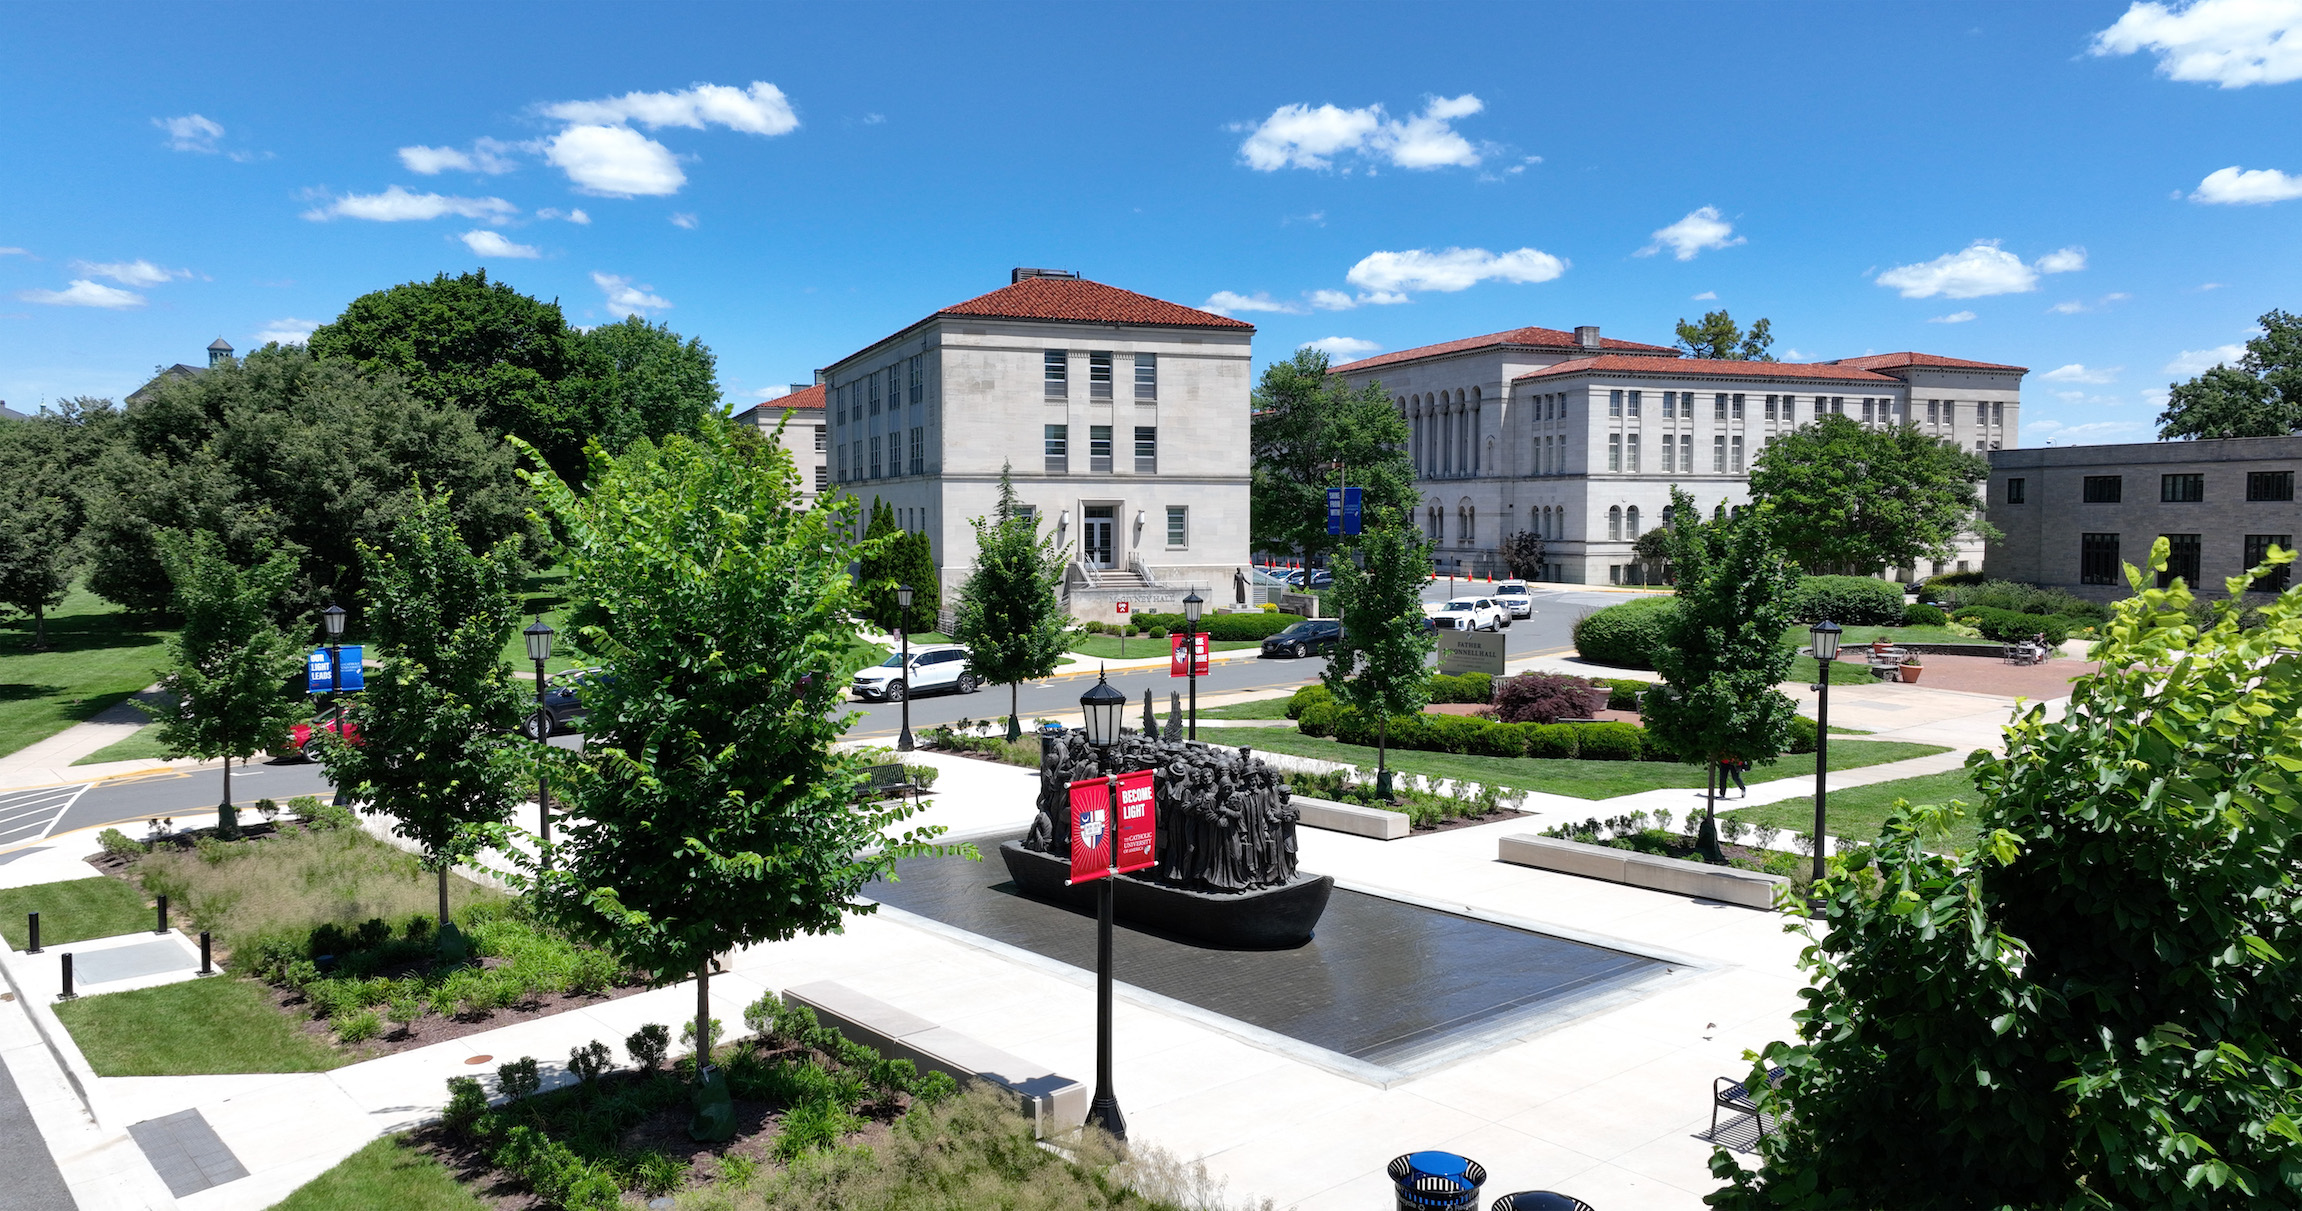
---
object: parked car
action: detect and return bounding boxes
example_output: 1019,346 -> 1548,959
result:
1261,619 -> 1345,659
1492,580 -> 1534,618
1426,596 -> 1509,631
852,644 -> 981,702
521,667 -> 603,739
1303,569 -> 1334,591
287,706 -> 360,761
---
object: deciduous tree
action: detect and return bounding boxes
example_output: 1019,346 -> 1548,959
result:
1499,530 -> 1546,581
1747,413 -> 1994,574
1250,347 -> 1414,569
146,532 -> 307,837
951,465 -> 1071,740
1673,310 -> 1775,361
1321,515 -> 1435,798
2156,308 -> 2302,439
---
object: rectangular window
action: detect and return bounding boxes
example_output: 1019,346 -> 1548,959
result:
869,435 -> 882,479
1764,394 -> 1777,421
2082,475 -> 2123,503
1715,393 -> 1728,421
1713,434 -> 1727,473
1044,350 -> 1068,397
1732,394 -> 1745,420
1044,424 -> 1068,474
1626,390 -> 1642,417
1134,426 -> 1157,473
2248,471 -> 2294,501
2162,473 -> 2204,502
1992,401 -> 2004,426
909,354 -> 924,405
1862,399 -> 1875,423
1731,435 -> 1745,472
1662,391 -> 1678,419
814,427 -> 827,453
869,373 -> 881,416
1927,399 -> 1939,424
2080,532 -> 2120,585
1134,353 -> 1157,400
2246,534 -> 2292,591
1627,433 -> 1640,472
1089,424 -> 1113,472
1662,435 -> 1676,473
2159,533 -> 2201,588
1166,505 -> 1188,547
1016,504 -> 1037,528
909,426 -> 924,475
837,444 -> 847,480
1608,433 -> 1622,472
1784,396 -> 1797,423
1609,389 -> 1623,417
814,465 -> 829,492
1089,351 -> 1113,399
1831,396 -> 1844,414
1680,433 -> 1692,470
2004,477 -> 2026,504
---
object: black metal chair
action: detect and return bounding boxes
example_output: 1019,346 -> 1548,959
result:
1713,1065 -> 1789,1137
1492,1194 -> 1594,1211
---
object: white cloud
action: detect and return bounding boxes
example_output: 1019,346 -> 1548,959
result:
1929,311 -> 1978,323
19,280 -> 144,308
2049,300 -> 2088,314
2035,246 -> 2088,274
2089,0 -> 2302,88
2049,292 -> 2131,315
460,229 -> 541,258
2192,164 -> 2302,203
2044,363 -> 2122,383
0,247 -> 27,257
71,259 -> 188,287
1877,240 -> 2049,298
1237,94 -> 1486,171
1308,289 -> 1357,311
1358,290 -> 1412,305
2025,417 -> 2151,444
1302,337 -> 1382,360
1201,291 -> 1304,316
545,125 -> 685,197
592,271 -> 670,319
1345,246 -> 1566,294
535,208 -> 591,225
2199,281 -> 2228,290
302,186 -> 518,223
154,114 -> 223,152
1691,290 -> 1718,300
669,212 -> 699,229
543,82 -> 798,136
398,138 -> 519,175
2166,343 -> 2248,374
1637,206 -> 1745,261
252,318 -> 320,346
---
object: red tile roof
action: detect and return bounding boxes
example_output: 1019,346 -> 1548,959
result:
1512,355 -> 1902,385
1826,352 -> 2027,373
772,383 -> 826,411
935,277 -> 1254,331
1336,326 -> 1678,374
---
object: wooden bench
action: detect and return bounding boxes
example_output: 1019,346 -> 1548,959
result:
1713,1065 -> 1788,1137
781,980 -> 1086,1137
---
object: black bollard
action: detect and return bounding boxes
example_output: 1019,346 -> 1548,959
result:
59,953 -> 75,1001
26,912 -> 39,955
198,932 -> 214,977
155,895 -> 168,935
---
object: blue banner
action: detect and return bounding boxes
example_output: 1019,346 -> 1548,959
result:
1327,486 -> 1362,536
1326,487 -> 1342,535
306,646 -> 364,693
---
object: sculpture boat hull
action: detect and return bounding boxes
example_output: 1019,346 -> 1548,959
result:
999,840 -> 1334,950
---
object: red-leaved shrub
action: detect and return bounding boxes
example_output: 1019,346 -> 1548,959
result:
1492,673 -> 1608,725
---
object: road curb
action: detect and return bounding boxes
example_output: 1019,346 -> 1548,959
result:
0,935 -> 106,1127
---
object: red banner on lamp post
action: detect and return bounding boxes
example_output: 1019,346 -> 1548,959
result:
1067,776 -> 1112,884
1168,632 -> 1209,677
1113,769 -> 1157,875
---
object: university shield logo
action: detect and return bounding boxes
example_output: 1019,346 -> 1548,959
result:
1075,805 -> 1107,852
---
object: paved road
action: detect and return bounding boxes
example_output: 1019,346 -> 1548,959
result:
0,1050 -> 72,1210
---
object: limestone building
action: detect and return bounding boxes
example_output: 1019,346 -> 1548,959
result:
734,381 -> 828,499
1331,327 -> 2024,584
822,270 -> 1255,624
1985,436 -> 2301,602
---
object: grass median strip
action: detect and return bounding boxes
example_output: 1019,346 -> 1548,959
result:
1198,695 -> 1299,721
0,877 -> 153,949
54,976 -> 353,1075
1726,767 -> 1982,851
71,724 -> 175,766
1197,726 -> 1952,801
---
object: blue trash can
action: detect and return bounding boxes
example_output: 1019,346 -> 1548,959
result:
1492,1194 -> 1594,1211
1388,1151 -> 1486,1210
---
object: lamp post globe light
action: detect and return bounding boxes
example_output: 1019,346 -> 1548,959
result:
1182,589 -> 1204,740
1079,668 -> 1129,1141
1807,620 -> 1842,883
896,584 -> 915,752
524,615 -> 556,870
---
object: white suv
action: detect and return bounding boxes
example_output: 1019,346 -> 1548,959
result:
1427,596 -> 1509,631
1492,580 -> 1534,619
852,644 -> 980,702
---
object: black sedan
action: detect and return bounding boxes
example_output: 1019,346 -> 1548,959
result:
521,668 -> 600,739
1261,619 -> 1345,659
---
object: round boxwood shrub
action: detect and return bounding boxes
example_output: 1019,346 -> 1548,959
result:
1568,722 -> 1644,762
1286,684 -> 1332,720
1903,602 -> 1947,627
1572,598 -> 1677,669
1789,575 -> 1906,625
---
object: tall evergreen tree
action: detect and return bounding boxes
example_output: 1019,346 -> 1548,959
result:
146,532 -> 307,838
1250,347 -> 1415,568
1673,310 -> 1776,361
951,464 -> 1070,741
855,498 -> 903,633
890,531 -> 942,634
1321,515 -> 1436,798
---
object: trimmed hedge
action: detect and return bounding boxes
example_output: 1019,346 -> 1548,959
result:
1300,700 -> 1821,764
1947,580 -> 2110,624
1427,672 -> 1493,704
1593,678 -> 1649,711
1902,602 -> 1947,627
1789,575 -> 1906,626
1572,597 -> 1677,669
1131,611 -> 1303,641
1952,606 -> 2070,646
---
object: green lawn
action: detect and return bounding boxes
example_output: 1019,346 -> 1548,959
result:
1064,635 -> 1259,659
1200,695 -> 1299,720
0,584 -> 172,760
274,1134 -> 490,1211
53,976 -> 353,1075
496,567 -> 585,676
1197,727 -> 1950,801
72,724 -> 176,766
1726,767 -> 1982,851
0,878 -> 154,949
1780,623 -> 1976,648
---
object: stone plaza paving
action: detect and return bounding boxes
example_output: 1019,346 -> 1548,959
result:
0,671 -> 2048,1210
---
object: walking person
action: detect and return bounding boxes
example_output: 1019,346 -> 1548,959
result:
1719,757 -> 1748,798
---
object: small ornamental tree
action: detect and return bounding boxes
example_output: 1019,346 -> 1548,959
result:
1499,530 -> 1546,581
326,483 -> 527,930
951,464 -> 1071,741
1322,515 -> 1435,798
147,531 -> 307,838
523,425 -> 958,1097
1712,538 -> 2302,1209
1638,488 -> 1799,860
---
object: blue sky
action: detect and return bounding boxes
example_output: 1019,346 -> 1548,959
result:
2,1 -> 2298,447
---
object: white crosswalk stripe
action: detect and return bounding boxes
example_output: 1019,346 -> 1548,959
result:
0,784 -> 89,846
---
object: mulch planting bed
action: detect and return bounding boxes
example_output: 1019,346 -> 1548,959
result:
1410,806 -> 1531,835
266,972 -> 652,1062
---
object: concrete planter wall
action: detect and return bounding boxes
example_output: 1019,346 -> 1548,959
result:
1291,794 -> 1410,840
1497,833 -> 1789,910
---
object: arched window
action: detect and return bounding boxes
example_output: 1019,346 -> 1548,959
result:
1625,506 -> 1641,538
1608,506 -> 1623,541
1460,504 -> 1475,546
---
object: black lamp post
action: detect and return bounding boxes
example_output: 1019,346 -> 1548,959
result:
320,603 -> 347,704
1182,589 -> 1203,740
1808,619 -> 1843,883
524,615 -> 556,872
896,584 -> 915,752
1078,669 -> 1129,1141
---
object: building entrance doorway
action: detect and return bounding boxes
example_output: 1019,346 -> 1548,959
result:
1083,505 -> 1116,568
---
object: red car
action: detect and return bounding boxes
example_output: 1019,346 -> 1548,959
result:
287,707 -> 361,761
